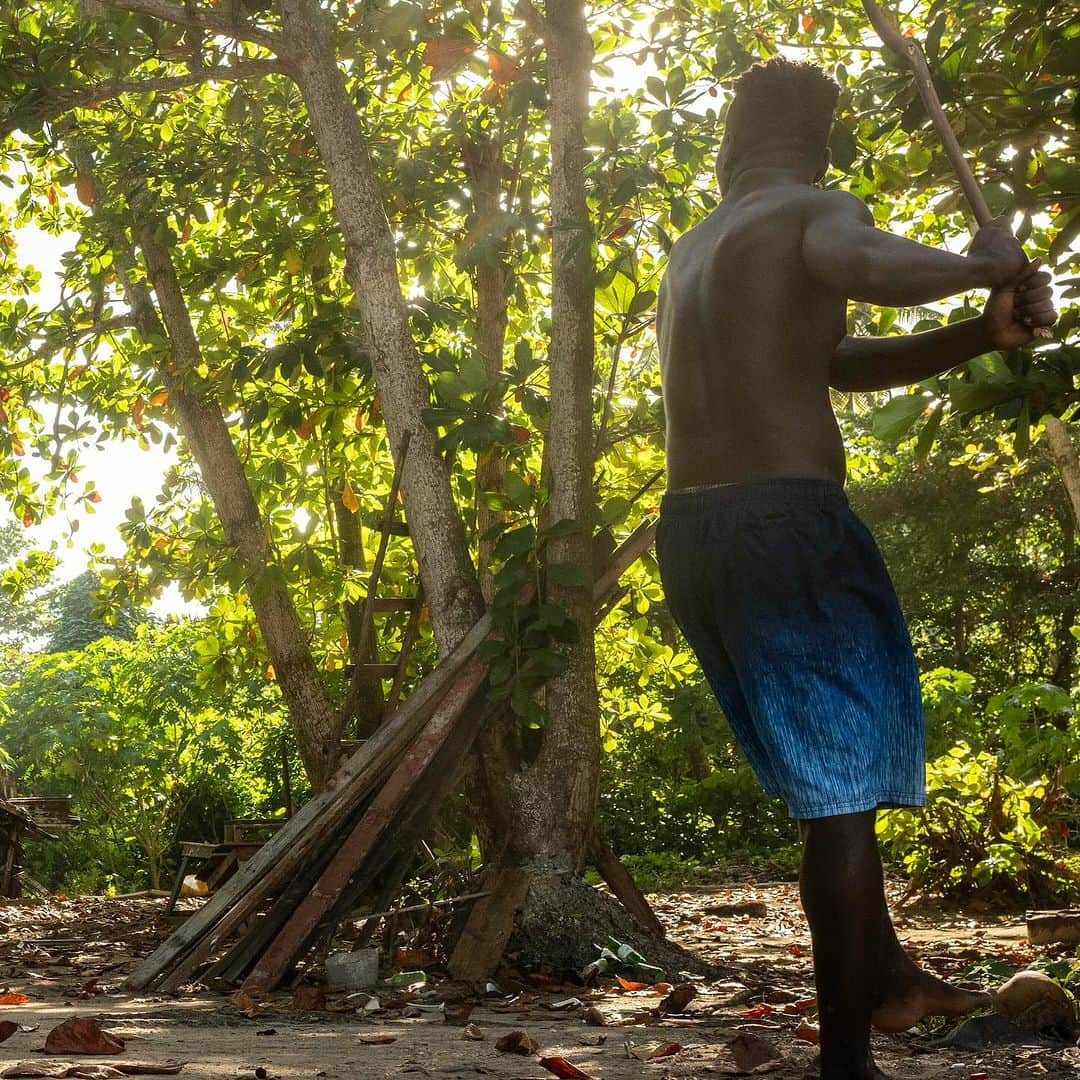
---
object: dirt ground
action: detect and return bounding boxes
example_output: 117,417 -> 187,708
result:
0,874 -> 1077,1079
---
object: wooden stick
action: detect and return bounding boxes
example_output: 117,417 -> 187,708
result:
860,0 -> 1050,337
588,833 -> 665,938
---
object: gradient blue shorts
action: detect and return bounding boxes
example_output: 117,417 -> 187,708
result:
656,478 -> 926,820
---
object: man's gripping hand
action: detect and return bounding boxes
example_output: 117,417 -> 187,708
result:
969,216 -> 1029,289
982,259 -> 1057,349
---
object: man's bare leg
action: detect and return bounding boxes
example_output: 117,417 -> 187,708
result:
872,894 -> 992,1032
800,811 -> 889,1080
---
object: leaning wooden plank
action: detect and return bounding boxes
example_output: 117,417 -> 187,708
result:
124,610 -> 493,991
243,655 -> 490,990
316,697 -> 499,949
588,833 -> 665,938
447,868 -> 532,982
592,518 -> 657,603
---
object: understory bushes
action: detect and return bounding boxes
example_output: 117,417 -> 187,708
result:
597,655 -> 1079,903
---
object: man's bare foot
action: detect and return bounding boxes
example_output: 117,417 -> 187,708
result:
872,967 -> 993,1032
814,1053 -> 892,1079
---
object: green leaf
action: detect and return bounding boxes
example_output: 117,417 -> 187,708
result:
872,394 -> 927,443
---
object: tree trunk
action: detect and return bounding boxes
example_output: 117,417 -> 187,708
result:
77,148 -> 345,790
278,0 -> 485,653
333,500 -> 386,737
1045,417 -> 1080,533
516,0 -> 600,871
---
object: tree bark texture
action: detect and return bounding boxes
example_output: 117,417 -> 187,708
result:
333,500 -> 387,737
278,0 -> 485,653
1045,417 -> 1080,534
468,136 -> 511,603
507,0 -> 599,871
130,226 -> 345,788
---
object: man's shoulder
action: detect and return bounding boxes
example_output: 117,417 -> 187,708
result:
805,188 -> 874,225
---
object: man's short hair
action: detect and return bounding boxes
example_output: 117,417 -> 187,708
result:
723,57 -> 840,164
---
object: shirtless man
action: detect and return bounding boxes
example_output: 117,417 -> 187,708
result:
654,58 -> 1057,1080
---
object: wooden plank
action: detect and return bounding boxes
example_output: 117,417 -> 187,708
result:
447,868 -> 531,982
370,597 -> 419,612
134,514 -> 658,990
386,585 -> 424,711
1026,910 -> 1080,946
592,517 -> 657,604
124,608 -> 493,991
242,655 -> 490,991
588,834 -> 665,938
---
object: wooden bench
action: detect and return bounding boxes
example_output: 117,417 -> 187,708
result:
165,819 -> 288,915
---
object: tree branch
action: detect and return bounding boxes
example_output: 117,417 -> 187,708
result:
3,61 -> 284,139
102,0 -> 284,53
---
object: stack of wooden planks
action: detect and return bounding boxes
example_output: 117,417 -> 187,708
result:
125,519 -> 658,993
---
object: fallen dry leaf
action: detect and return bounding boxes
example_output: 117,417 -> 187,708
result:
616,976 -> 647,992
460,1024 -> 484,1041
658,982 -> 697,1014
625,1040 -> 682,1061
358,1034 -> 397,1045
44,1018 -> 125,1056
794,1019 -> 819,1044
290,986 -> 327,1012
494,1030 -> 539,1055
0,994 -> 30,1005
538,1058 -> 593,1080
229,990 -> 260,1018
725,1033 -> 781,1074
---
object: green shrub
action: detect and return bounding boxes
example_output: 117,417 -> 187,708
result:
878,742 -> 1077,905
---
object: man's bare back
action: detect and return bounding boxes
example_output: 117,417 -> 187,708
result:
658,184 -> 848,488
658,178 -> 1054,491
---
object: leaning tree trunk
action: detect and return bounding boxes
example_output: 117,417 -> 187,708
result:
132,227 -> 346,789
278,0 -> 486,653
76,148 -> 345,789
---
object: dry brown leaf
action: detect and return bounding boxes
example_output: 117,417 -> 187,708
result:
44,1018 -> 125,1056
229,990 -> 259,1018
358,1034 -> 397,1045
625,1040 -> 682,1061
460,1023 -> 484,1041
658,982 -> 697,1014
494,1029 -> 539,1054
422,36 -> 475,75
724,1032 -> 781,1074
583,1005 -> 606,1026
290,986 -> 327,1012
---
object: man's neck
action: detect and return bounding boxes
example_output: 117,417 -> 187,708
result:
724,167 -> 811,200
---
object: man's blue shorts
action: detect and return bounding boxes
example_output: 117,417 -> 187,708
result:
656,478 -> 926,821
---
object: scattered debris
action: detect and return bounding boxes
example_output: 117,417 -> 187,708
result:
460,1023 -> 483,1040
705,901 -> 768,918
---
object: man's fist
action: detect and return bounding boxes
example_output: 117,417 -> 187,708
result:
970,216 -> 1029,289
982,259 -> 1057,349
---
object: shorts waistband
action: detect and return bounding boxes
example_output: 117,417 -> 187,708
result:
661,477 -> 847,516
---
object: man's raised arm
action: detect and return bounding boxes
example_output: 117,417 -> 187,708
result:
830,262 -> 1056,392
803,191 -> 1028,307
